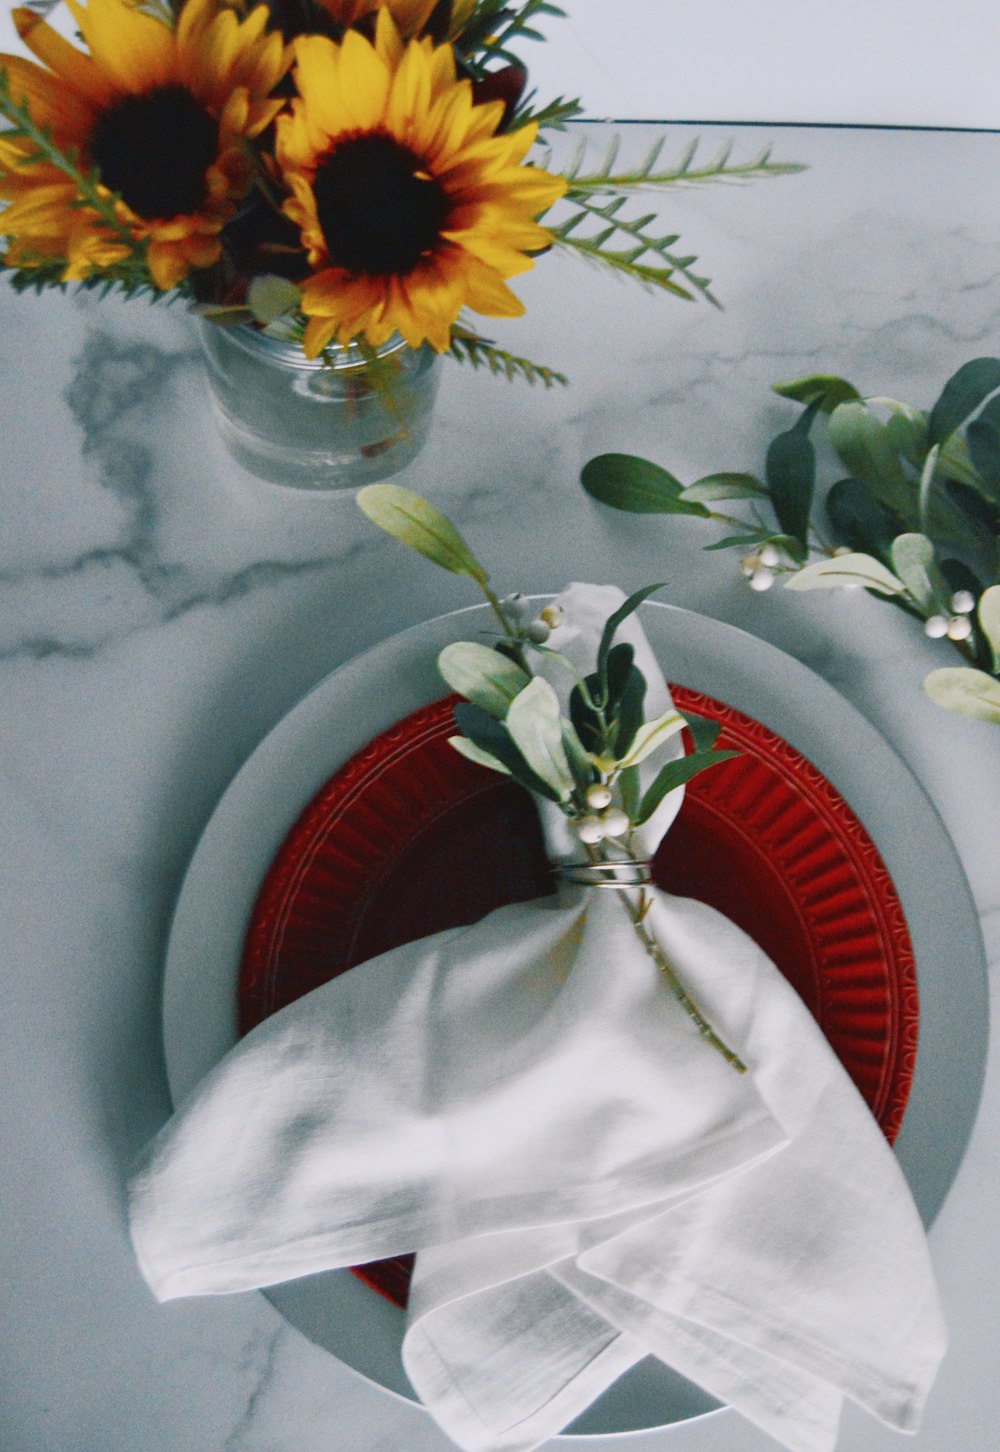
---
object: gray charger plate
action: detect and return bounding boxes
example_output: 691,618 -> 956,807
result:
162,602 -> 988,1439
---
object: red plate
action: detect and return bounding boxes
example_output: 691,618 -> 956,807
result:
239,687 -> 918,1310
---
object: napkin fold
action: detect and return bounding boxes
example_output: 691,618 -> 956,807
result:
128,585 -> 945,1452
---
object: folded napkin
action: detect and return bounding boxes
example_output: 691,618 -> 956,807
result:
128,585 -> 945,1452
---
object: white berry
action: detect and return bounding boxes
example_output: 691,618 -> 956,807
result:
748,566 -> 776,592
575,815 -> 606,844
740,553 -> 759,578
759,543 -> 781,568
924,615 -> 949,638
833,545 -> 853,556
586,784 -> 612,810
946,615 -> 973,641
539,604 -> 564,629
525,620 -> 551,644
600,807 -> 631,837
950,590 -> 975,615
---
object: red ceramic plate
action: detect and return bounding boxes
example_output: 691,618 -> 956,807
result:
239,686 -> 918,1310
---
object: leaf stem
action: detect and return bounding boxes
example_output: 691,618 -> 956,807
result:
585,842 -> 747,1073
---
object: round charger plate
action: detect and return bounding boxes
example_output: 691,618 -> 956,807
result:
162,602 -> 988,1441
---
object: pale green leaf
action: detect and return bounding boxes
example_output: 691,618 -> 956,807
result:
438,642 -> 529,718
978,585 -> 1000,671
357,485 -> 487,581
827,401 -> 910,515
890,532 -> 945,611
772,373 -> 862,412
680,473 -> 767,501
923,667 -> 1000,722
247,275 -> 301,325
784,553 -> 906,594
616,708 -> 685,767
447,735 -> 512,775
505,677 -> 574,800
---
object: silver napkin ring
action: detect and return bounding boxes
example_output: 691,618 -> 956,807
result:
556,860 -> 653,889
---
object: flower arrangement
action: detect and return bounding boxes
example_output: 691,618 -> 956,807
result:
0,0 -> 803,385
356,480 -> 744,1069
581,357 -> 1000,725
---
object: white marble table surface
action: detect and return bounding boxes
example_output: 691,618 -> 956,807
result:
2,121 -> 999,1452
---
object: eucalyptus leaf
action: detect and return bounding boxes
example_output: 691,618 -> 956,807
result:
596,584 -> 665,685
703,531 -> 773,551
357,485 -> 488,582
681,712 -> 722,752
613,666 -> 648,758
505,677 -> 575,800
923,667 -> 1000,723
765,416 -> 815,547
438,642 -> 530,718
561,719 -> 595,794
784,553 -> 906,594
826,402 -> 910,515
771,373 -> 862,412
604,642 -> 636,710
247,274 -> 301,325
581,454 -> 711,515
618,764 -> 640,820
890,533 -> 946,612
928,357 -> 1000,446
680,473 -> 768,502
825,477 -> 905,561
965,418 -> 1000,496
447,735 -> 512,775
636,748 -> 739,824
979,586 -> 1000,671
569,680 -> 602,751
452,702 -> 561,801
617,708 -> 685,768
917,444 -> 940,531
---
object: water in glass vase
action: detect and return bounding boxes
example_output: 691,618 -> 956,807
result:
197,320 -> 441,491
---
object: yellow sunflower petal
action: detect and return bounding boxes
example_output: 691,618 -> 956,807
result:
0,52 -> 96,135
64,0 -> 174,93
12,7 -> 112,108
302,313 -> 341,358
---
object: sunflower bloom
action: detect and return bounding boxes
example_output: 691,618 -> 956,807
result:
0,0 -> 290,289
275,11 -> 566,356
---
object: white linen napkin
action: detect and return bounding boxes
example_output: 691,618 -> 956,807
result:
128,585 -> 944,1452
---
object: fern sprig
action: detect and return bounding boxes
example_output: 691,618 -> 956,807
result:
465,0 -> 565,70
554,135 -> 807,198
549,195 -> 719,306
510,93 -> 583,135
449,323 -> 568,387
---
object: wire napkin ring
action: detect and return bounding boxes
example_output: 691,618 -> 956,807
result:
557,861 -> 653,889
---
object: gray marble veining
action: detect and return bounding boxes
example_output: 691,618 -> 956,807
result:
1,123 -> 998,1451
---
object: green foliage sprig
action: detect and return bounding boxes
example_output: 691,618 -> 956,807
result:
448,322 -> 569,387
580,358 -> 1000,724
356,482 -> 744,1070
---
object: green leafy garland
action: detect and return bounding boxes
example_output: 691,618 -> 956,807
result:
580,358 -> 1000,724
356,482 -> 745,1070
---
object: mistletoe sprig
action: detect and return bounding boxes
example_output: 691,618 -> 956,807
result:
581,358 -> 1000,725
356,482 -> 744,1071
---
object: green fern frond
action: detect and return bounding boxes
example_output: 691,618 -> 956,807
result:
551,134 -> 807,197
510,93 -> 583,134
449,324 -> 569,387
465,0 -> 565,69
549,195 -> 718,306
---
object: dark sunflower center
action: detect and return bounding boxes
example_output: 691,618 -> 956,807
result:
312,134 -> 449,277
89,85 -> 219,221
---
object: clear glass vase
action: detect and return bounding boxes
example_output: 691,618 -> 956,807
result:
196,320 -> 442,491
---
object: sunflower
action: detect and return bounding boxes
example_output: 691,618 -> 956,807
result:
275,11 -> 565,356
0,0 -> 289,289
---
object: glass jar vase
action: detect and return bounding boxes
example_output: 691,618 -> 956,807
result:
196,320 -> 441,491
